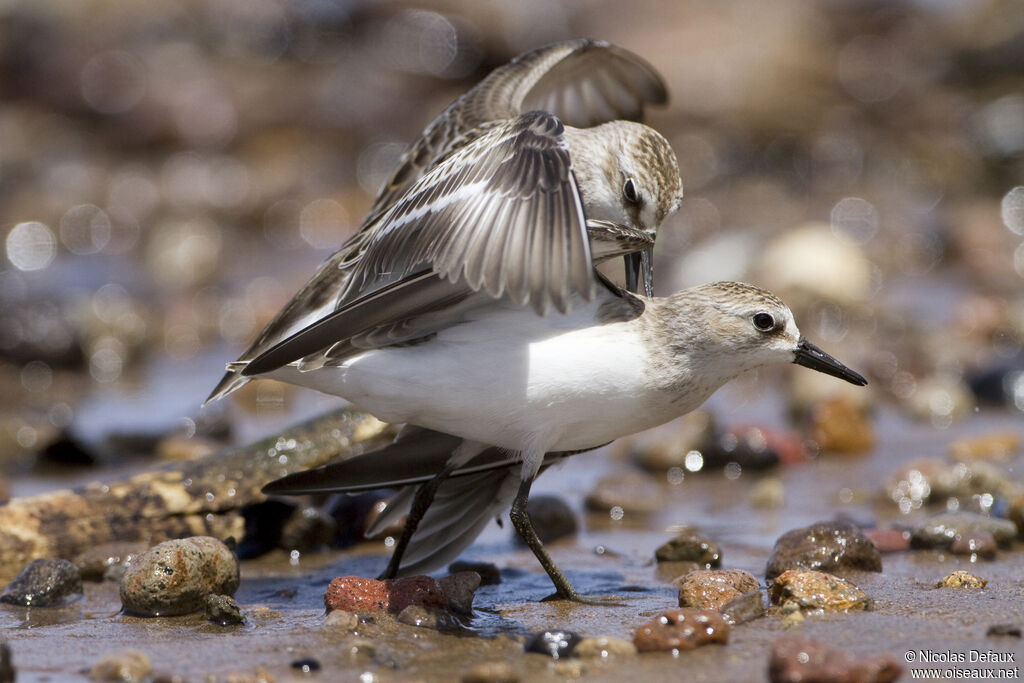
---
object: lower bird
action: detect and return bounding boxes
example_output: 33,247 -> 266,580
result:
253,277 -> 867,601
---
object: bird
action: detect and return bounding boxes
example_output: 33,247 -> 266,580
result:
205,38 -> 678,404
254,278 -> 868,601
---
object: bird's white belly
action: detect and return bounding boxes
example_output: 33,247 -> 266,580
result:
326,306 -> 679,452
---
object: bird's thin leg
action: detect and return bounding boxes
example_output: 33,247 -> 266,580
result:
508,477 -> 583,601
378,439 -> 487,580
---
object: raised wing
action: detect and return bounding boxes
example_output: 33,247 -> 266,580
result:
365,38 -> 668,225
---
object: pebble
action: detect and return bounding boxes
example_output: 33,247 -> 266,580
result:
655,531 -> 722,567
584,470 -> 665,516
88,650 -> 152,682
279,505 -> 337,552
290,658 -> 320,673
768,636 -> 902,683
633,608 -> 730,653
750,477 -> 785,509
701,425 -> 783,471
396,605 -> 464,632
338,638 -> 398,668
205,593 -> 245,626
324,609 -> 359,631
937,570 -> 987,588
949,432 -> 1021,461
862,527 -> 911,553
438,571 -> 481,615
524,630 -> 582,659
966,351 -> 1024,409
517,495 -> 577,545
0,558 -> 82,607
765,521 -> 882,579
574,636 -> 638,658
74,542 -> 148,582
986,624 -> 1021,638
119,536 -> 239,617
462,661 -> 519,683
910,512 -> 1017,549
222,667 -> 275,682
950,531 -> 998,559
885,460 -> 1019,511
676,569 -> 759,610
769,570 -> 871,611
449,560 -> 501,586
720,589 -> 768,625
807,395 -> 875,453
324,575 -> 448,613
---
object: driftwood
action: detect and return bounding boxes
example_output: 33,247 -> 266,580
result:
0,408 -> 395,579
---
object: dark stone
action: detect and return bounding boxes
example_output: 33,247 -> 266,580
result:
0,558 -> 82,607
290,658 -> 321,672
765,520 -> 881,579
279,505 -> 337,552
236,500 -> 297,559
701,426 -> 782,471
524,630 -> 582,659
327,490 -> 391,547
910,512 -> 1017,550
720,589 -> 767,625
0,640 -> 13,683
396,605 -> 465,633
986,624 -> 1021,638
449,560 -> 501,585
515,495 -> 577,545
655,531 -> 722,567
205,593 -> 245,626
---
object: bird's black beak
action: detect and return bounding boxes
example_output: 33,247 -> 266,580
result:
624,247 -> 654,296
793,338 -> 867,386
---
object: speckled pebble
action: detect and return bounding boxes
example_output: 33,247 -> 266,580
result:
0,558 -> 82,607
524,630 -> 582,659
119,537 -> 239,617
438,571 -> 481,615
324,609 -> 359,631
676,569 -> 759,610
89,649 -> 152,682
324,575 -> 448,613
937,570 -> 987,588
655,531 -> 722,567
769,569 -> 871,611
633,608 -> 730,652
911,512 -> 1017,549
575,636 -> 638,658
461,660 -> 519,683
769,636 -> 902,683
765,521 -> 881,579
205,593 -> 244,626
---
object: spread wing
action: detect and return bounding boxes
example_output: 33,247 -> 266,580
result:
365,38 -> 668,225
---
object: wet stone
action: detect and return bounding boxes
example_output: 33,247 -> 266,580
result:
584,470 -> 665,516
462,660 -> 519,683
769,569 -> 871,611
633,608 -> 730,653
205,593 -> 245,626
986,624 -> 1021,638
765,520 -> 882,579
0,558 -> 82,607
397,604 -> 464,632
910,512 -> 1017,549
937,570 -> 987,588
862,527 -> 911,553
89,649 -> 152,682
524,630 -> 582,659
339,638 -> 399,668
720,589 -> 768,625
449,560 -> 501,585
74,542 -> 148,582
324,575 -> 448,613
886,459 -> 1019,511
323,609 -> 359,631
676,569 -> 759,610
655,531 -> 722,567
574,636 -> 638,658
518,495 -> 577,545
950,531 -> 998,559
701,425 -> 783,471
808,395 -> 876,453
119,536 -> 239,617
279,505 -> 337,552
438,571 -> 480,615
290,658 -> 320,673
769,636 -> 902,683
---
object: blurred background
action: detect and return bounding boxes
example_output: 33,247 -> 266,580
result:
1,0 -> 1023,495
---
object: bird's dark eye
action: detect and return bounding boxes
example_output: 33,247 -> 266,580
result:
753,312 -> 775,331
623,177 -> 640,204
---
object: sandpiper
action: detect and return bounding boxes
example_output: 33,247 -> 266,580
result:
253,278 -> 867,601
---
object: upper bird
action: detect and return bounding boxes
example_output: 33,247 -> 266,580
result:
206,39 -> 681,402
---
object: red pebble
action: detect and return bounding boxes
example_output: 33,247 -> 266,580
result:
633,608 -> 729,652
862,528 -> 910,553
324,575 -> 448,613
